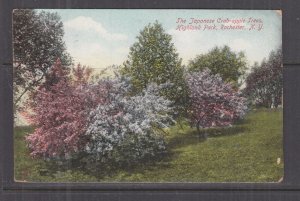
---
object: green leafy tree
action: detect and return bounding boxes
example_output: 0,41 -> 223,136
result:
122,21 -> 188,115
13,9 -> 72,110
188,45 -> 247,87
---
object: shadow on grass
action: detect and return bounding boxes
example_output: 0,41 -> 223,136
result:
167,123 -> 249,150
14,126 -> 173,180
14,118 -> 251,181
33,148 -> 175,180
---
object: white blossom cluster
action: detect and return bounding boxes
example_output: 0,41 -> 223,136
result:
85,74 -> 174,163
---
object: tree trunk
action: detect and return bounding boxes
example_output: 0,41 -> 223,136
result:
196,122 -> 206,139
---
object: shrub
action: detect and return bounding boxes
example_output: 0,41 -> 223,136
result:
84,74 -> 174,166
25,60 -> 101,159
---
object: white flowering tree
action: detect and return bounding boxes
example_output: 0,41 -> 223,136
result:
85,74 -> 174,166
186,68 -> 247,138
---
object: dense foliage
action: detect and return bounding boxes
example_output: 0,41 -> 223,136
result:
25,60 -> 174,166
122,21 -> 188,115
25,60 -> 98,158
188,45 -> 247,87
13,9 -> 72,110
186,68 -> 247,138
85,74 -> 174,166
243,49 -> 282,108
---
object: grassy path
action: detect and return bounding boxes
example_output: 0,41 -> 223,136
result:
14,108 -> 283,182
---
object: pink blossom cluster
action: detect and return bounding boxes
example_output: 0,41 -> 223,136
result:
24,59 -> 105,158
186,68 -> 247,129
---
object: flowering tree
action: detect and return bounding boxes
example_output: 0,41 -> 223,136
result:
85,74 -> 174,165
25,60 -> 100,159
186,69 -> 247,138
243,49 -> 282,108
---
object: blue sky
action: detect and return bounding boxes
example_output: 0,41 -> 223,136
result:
40,9 -> 282,71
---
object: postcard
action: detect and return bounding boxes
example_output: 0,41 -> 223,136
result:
13,9 -> 282,182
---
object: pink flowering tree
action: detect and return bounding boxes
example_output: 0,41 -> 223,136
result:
186,68 -> 247,138
24,60 -> 102,159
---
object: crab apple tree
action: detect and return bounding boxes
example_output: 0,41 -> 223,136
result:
186,68 -> 247,138
24,60 -> 102,159
85,74 -> 174,166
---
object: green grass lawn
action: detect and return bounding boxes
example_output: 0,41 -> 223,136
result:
14,108 -> 283,182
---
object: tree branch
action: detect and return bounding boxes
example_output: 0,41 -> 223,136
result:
14,74 -> 45,106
